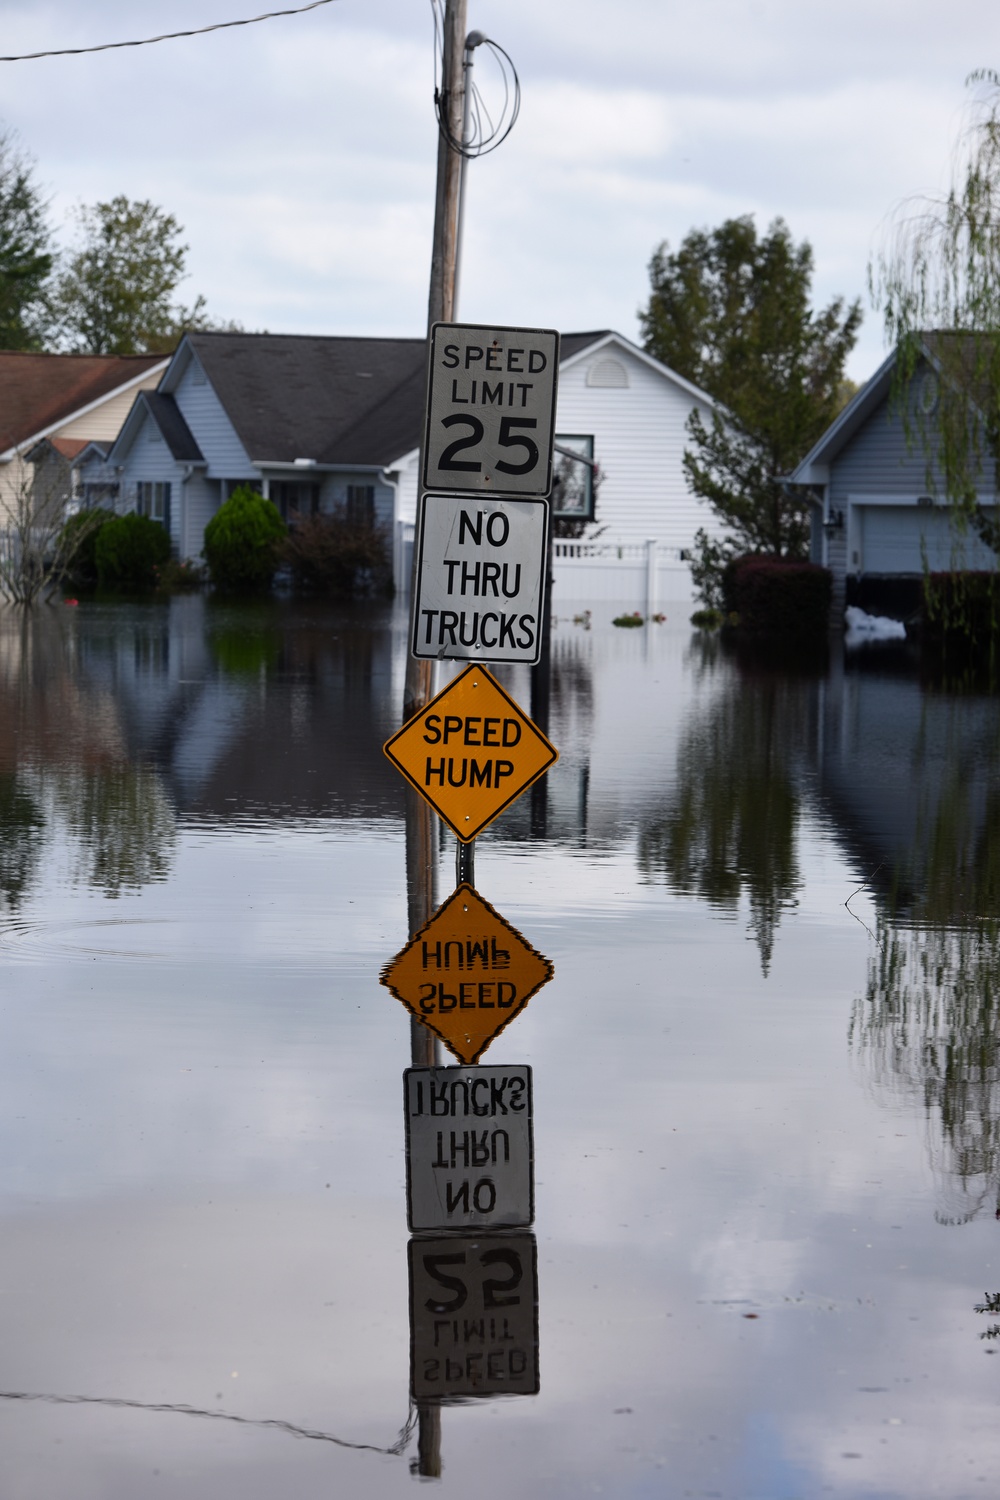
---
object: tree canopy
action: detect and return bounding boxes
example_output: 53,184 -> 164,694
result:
640,216 -> 862,590
0,131 -> 53,351
869,70 -> 1000,552
53,195 -> 209,355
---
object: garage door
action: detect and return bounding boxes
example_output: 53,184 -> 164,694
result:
860,506 -> 997,573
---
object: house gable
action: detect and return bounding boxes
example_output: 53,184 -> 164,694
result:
555,338 -> 715,548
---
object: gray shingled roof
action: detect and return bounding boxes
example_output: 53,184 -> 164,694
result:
142,392 -> 204,462
180,330 -> 614,468
185,332 -> 426,466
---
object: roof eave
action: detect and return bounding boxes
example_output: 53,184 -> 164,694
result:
558,330 -> 718,410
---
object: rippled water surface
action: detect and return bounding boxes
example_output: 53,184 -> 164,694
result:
2,596 -> 1000,1498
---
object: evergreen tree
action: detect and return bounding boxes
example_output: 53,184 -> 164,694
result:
0,130 -> 53,350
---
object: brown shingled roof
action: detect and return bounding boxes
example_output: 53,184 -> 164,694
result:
0,351 -> 166,455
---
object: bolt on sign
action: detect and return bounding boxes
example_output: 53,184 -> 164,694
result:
380,883 -> 553,1065
422,323 -> 560,497
408,1231 -> 539,1402
383,664 -> 557,843
411,494 -> 550,664
404,1065 -> 533,1233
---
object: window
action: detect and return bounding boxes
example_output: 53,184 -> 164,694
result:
552,435 -> 595,520
137,481 -> 170,526
270,480 -> 319,520
345,484 -> 375,527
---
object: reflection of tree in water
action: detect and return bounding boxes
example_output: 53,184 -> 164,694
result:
851,750 -> 1000,1224
0,775 -> 44,912
852,919 -> 1000,1224
54,766 -> 176,898
638,654 -> 805,972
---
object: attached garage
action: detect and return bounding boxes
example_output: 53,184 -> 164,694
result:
854,502 -> 997,575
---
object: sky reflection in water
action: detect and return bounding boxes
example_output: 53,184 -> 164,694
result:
1,597 -> 1000,1497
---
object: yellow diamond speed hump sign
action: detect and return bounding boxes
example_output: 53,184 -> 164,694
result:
383,663 -> 557,842
380,883 -> 553,1064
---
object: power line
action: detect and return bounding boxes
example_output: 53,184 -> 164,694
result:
0,0 -> 339,63
429,0 -> 520,159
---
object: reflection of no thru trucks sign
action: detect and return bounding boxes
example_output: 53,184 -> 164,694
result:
422,323 -> 560,497
404,1064 -> 534,1232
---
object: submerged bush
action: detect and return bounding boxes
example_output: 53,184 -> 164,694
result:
95,513 -> 171,592
203,485 -> 286,594
153,557 -> 204,594
281,510 -> 392,597
722,555 -> 832,638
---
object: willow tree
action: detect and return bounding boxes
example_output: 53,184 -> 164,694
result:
869,70 -> 1000,554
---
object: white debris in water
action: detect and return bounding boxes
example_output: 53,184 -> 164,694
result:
844,605 -> 907,645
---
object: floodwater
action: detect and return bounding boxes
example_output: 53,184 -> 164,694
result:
1,595 -> 999,1498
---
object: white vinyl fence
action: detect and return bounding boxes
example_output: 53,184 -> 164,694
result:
394,525 -> 696,610
552,538 -> 694,608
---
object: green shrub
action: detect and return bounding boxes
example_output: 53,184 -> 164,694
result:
95,513 -> 171,592
58,507 -> 116,590
722,554 -> 832,638
690,606 -> 724,630
612,611 -> 644,627
281,511 -> 392,596
203,485 -> 286,594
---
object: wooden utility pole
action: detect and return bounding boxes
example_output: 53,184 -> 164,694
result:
408,3 -> 469,1475
403,0 -> 468,726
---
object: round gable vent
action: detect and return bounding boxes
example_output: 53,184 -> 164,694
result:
586,357 -> 629,388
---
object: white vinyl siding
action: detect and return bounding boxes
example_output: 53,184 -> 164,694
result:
555,345 -> 723,552
173,360 -> 254,479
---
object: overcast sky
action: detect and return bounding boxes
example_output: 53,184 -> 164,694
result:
3,0 -> 1000,380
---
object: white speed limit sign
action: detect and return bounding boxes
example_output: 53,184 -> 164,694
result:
422,323 -> 560,497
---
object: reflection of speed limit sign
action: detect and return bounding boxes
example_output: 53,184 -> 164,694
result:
408,1232 -> 539,1400
422,323 -> 560,497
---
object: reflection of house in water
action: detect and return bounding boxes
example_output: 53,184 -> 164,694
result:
69,598 -> 409,821
814,656 -> 1000,920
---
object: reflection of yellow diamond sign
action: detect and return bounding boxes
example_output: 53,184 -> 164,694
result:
383,663 -> 557,842
381,884 -> 554,1064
